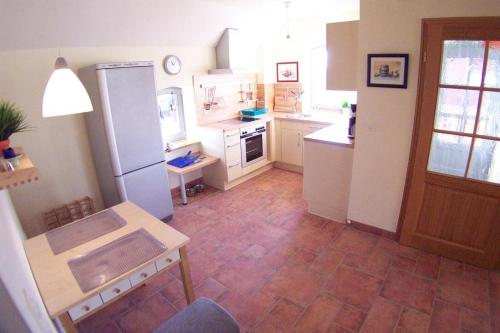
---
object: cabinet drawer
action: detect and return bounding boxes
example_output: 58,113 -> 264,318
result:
224,130 -> 240,145
68,294 -> 103,321
304,122 -> 329,133
227,161 -> 242,182
100,279 -> 131,303
225,145 -> 241,165
129,263 -> 157,287
280,120 -> 304,130
155,250 -> 181,271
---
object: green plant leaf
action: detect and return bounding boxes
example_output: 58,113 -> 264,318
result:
0,99 -> 32,141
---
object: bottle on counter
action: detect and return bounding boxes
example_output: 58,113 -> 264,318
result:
348,104 -> 356,139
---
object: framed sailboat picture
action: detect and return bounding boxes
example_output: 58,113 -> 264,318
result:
277,62 -> 299,82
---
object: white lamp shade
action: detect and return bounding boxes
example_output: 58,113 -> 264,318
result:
42,58 -> 93,117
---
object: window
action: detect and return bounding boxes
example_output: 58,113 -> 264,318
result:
310,45 -> 357,110
428,40 -> 500,184
157,87 -> 186,144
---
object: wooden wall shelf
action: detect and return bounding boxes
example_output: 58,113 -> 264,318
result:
0,147 -> 39,190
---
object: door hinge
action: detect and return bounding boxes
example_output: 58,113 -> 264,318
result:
423,51 -> 427,63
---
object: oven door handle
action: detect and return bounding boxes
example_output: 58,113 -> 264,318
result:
246,148 -> 259,154
240,133 -> 261,139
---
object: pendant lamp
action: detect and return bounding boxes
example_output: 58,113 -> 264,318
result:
284,1 -> 291,39
42,57 -> 93,117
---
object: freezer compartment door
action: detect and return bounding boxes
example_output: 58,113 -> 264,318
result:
99,65 -> 165,175
116,162 -> 173,220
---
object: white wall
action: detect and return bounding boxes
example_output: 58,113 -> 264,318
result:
258,15 -> 359,110
0,46 -> 214,237
347,0 -> 500,232
0,0 -> 275,50
0,191 -> 56,333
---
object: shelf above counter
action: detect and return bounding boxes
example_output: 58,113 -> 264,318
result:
0,147 -> 39,190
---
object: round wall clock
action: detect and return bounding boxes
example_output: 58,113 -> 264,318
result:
163,55 -> 182,75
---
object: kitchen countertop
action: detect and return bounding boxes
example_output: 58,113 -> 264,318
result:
200,114 -> 275,130
304,124 -> 354,148
199,111 -> 353,147
271,111 -> 337,125
200,111 -> 338,131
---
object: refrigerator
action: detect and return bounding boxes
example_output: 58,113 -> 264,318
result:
79,61 -> 173,221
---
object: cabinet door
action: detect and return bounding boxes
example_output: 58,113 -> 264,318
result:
281,128 -> 303,166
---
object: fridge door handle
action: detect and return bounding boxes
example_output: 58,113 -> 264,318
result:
115,175 -> 128,201
97,70 -> 123,176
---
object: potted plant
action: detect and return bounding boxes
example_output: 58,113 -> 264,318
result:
0,100 -> 30,150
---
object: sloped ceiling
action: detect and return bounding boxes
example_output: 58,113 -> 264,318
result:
0,0 -> 358,50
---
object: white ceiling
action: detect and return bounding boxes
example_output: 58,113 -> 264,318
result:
205,0 -> 359,20
0,0 -> 359,51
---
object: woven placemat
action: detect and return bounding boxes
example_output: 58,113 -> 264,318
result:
46,209 -> 126,255
68,228 -> 167,292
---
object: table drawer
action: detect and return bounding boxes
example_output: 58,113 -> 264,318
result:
225,145 -> 241,165
155,250 -> 181,271
129,263 -> 157,287
68,294 -> 103,321
100,278 -> 132,303
224,130 -> 240,145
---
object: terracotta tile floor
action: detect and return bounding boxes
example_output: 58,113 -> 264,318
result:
76,168 -> 500,333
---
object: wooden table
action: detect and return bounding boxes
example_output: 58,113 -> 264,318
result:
166,154 -> 218,204
25,201 -> 194,333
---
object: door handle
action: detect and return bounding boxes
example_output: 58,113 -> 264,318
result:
228,162 -> 240,168
226,143 -> 240,148
297,132 -> 301,147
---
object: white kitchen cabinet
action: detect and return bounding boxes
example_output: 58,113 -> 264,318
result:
303,138 -> 353,222
281,128 -> 303,166
326,20 -> 359,91
200,122 -> 272,190
276,119 -> 332,169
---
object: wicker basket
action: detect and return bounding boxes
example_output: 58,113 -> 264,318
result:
44,196 -> 96,230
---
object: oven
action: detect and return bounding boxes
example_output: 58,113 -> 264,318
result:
240,123 -> 267,168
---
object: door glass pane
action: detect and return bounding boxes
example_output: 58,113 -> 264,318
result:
428,133 -> 472,176
467,138 -> 500,184
440,40 -> 485,87
485,41 -> 500,88
477,91 -> 500,138
434,88 -> 479,133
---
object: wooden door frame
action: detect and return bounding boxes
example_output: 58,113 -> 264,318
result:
396,17 -> 500,241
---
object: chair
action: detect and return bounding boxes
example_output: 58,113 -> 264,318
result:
153,298 -> 239,333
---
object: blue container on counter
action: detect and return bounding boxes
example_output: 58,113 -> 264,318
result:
240,107 -> 268,117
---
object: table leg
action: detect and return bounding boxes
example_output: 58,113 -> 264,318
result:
179,246 -> 195,304
56,313 -> 78,333
179,174 -> 188,205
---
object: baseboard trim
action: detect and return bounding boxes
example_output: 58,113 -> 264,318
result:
349,219 -> 396,240
273,161 -> 303,174
170,177 -> 204,198
224,163 -> 273,190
